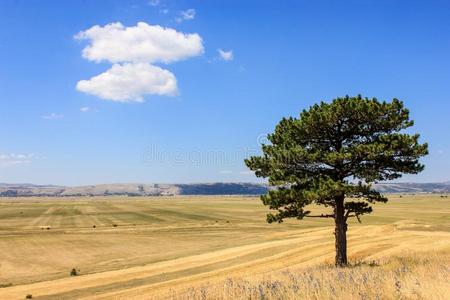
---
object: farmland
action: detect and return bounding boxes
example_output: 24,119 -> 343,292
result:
0,194 -> 449,299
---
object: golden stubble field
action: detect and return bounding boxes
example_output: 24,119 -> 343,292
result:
0,194 -> 449,299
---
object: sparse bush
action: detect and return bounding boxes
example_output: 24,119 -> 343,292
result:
368,260 -> 379,267
25,294 -> 32,299
0,282 -> 12,288
113,224 -> 118,227
92,225 -> 96,228
70,268 -> 78,276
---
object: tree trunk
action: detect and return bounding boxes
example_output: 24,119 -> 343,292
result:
334,195 -> 348,267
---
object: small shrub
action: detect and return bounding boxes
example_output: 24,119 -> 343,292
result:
113,224 -> 118,227
25,294 -> 32,299
92,225 -> 96,228
70,268 -> 78,276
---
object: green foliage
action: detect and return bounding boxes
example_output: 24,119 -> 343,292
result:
245,95 -> 428,223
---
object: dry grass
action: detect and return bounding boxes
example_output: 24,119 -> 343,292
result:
166,251 -> 450,300
0,195 -> 448,299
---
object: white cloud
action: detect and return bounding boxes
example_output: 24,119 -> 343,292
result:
218,49 -> 233,61
160,9 -> 169,14
0,153 -> 34,167
148,0 -> 159,6
76,63 -> 177,102
42,113 -> 64,120
75,22 -> 204,102
176,9 -> 196,23
75,22 -> 203,64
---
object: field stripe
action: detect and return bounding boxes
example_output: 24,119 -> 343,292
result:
1,225 -> 448,300
26,207 -> 56,229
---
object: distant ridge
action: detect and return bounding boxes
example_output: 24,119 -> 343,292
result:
0,182 -> 268,197
373,182 -> 450,194
0,182 -> 448,197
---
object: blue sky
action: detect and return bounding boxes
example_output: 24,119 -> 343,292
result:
0,0 -> 449,185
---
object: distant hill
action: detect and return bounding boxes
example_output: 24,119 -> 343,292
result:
0,182 -> 268,197
0,182 -> 448,197
373,182 -> 450,193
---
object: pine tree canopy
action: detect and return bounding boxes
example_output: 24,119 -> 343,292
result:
245,95 -> 428,223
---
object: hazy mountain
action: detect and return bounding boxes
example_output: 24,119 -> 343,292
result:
0,182 -> 448,197
0,182 -> 267,197
373,182 -> 450,193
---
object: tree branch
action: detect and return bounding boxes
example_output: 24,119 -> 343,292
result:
344,209 -> 351,220
346,213 -> 362,223
305,214 -> 334,218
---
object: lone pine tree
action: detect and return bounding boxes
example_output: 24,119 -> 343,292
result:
245,95 -> 428,266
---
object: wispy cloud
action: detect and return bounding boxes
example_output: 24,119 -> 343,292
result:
0,153 -> 34,167
80,107 -> 97,113
219,170 -> 233,174
218,49 -> 233,61
176,9 -> 196,23
148,0 -> 159,7
42,113 -> 64,120
239,170 -> 254,175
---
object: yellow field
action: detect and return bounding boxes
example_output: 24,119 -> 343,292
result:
0,194 -> 449,299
